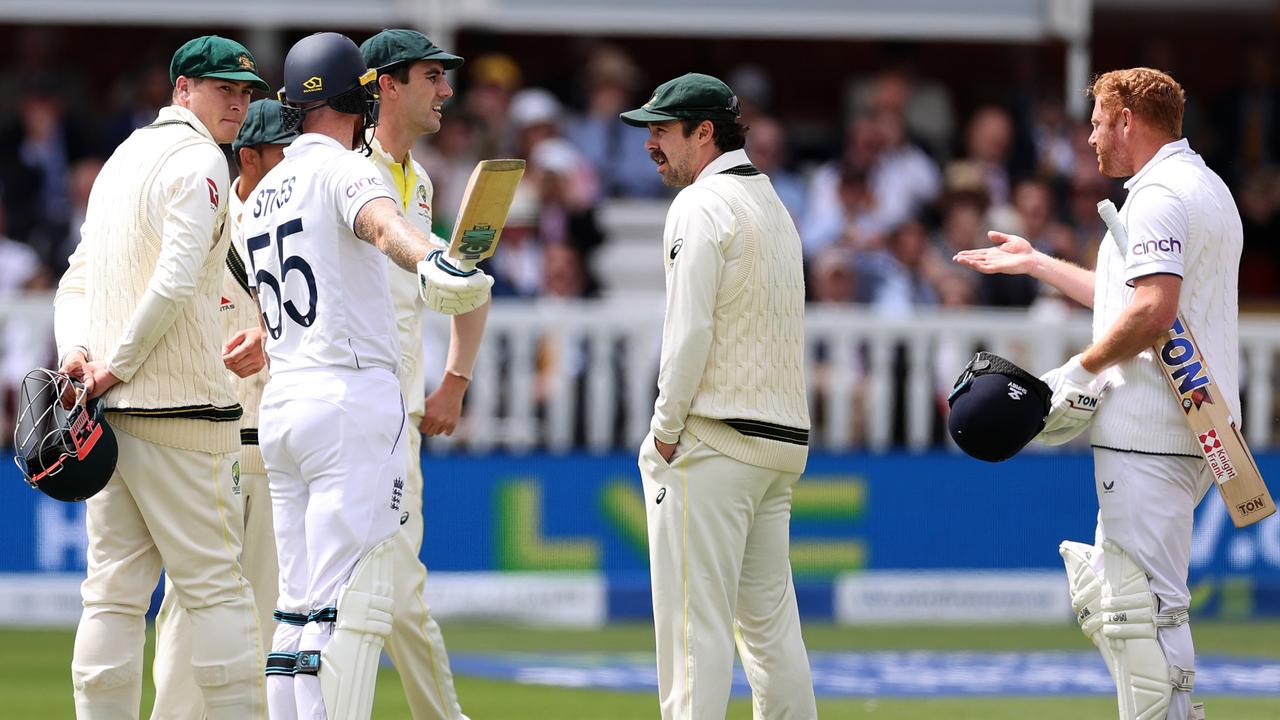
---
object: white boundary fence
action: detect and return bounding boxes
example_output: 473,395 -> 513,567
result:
5,293 -> 1279,453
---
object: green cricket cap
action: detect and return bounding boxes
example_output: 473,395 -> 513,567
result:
361,29 -> 464,73
620,72 -> 741,127
232,99 -> 299,153
170,35 -> 269,91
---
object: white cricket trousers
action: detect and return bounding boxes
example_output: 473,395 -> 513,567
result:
259,367 -> 405,720
1093,448 -> 1213,720
638,430 -> 817,720
72,428 -> 265,720
151,468 -> 277,720
384,423 -> 469,719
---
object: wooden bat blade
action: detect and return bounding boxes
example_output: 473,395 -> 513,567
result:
447,159 -> 526,270
1156,320 -> 1276,528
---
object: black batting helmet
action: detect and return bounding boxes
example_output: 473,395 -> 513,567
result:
13,369 -> 117,502
947,352 -> 1051,462
279,32 -> 379,148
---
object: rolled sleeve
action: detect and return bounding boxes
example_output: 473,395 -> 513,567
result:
650,187 -> 732,443
1122,184 -> 1189,286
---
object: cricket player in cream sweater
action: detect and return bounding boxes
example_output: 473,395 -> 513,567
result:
360,29 -> 485,719
53,36 -> 270,719
623,73 -> 817,720
955,68 -> 1233,720
151,99 -> 296,720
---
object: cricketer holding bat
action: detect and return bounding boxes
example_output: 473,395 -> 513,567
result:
53,36 -> 270,719
955,68 -> 1239,720
243,32 -> 490,720
623,73 -> 816,720
358,28 -> 486,719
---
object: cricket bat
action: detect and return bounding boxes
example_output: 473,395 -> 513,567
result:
1099,199 -> 1275,528
447,159 -> 526,271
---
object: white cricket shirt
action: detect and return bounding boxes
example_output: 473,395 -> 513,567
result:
1091,139 -> 1242,456
242,133 -> 400,376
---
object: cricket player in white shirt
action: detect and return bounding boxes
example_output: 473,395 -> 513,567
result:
242,32 -> 491,720
358,29 -> 484,719
623,73 -> 817,720
955,67 -> 1235,720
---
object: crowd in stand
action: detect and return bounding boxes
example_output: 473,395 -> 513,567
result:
3,32 -> 1280,448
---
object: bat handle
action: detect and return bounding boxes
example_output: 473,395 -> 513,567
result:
455,258 -> 478,273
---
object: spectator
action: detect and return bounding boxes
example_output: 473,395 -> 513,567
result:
801,115 -> 887,255
0,75 -> 92,266
746,115 -> 806,224
461,52 -> 521,157
565,44 -> 666,198
866,219 -> 941,314
869,106 -> 942,232
952,105 -> 1014,208
101,62 -> 172,153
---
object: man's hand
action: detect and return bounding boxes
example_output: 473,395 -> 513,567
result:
82,361 -> 121,399
421,372 -> 469,437
59,348 -> 89,381
1036,354 -> 1107,446
953,232 -> 1038,276
222,327 -> 268,378
418,249 -> 494,316
655,437 -> 677,463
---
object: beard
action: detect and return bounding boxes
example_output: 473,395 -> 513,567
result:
658,155 -> 695,188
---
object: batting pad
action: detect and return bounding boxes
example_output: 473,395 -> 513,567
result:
1101,539 -> 1193,720
1059,540 -> 1118,682
320,537 -> 396,718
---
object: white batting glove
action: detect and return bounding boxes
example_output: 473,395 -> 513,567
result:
417,249 -> 494,316
1036,354 -> 1108,446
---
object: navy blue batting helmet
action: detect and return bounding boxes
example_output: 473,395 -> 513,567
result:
947,352 -> 1051,462
279,32 -> 379,145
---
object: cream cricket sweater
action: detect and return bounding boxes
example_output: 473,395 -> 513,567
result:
55,105 -> 240,453
222,178 -> 268,473
652,149 -> 810,474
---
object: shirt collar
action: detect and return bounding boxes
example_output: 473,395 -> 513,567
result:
158,105 -> 216,143
1123,138 -> 1192,189
696,148 -> 751,183
284,132 -> 349,156
365,135 -> 417,210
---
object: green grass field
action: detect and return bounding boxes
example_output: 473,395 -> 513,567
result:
4,622 -> 1279,719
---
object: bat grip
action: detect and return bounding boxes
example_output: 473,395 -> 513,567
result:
1097,199 -> 1128,247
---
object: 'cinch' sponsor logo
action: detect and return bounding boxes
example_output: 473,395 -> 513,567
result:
1131,237 -> 1182,255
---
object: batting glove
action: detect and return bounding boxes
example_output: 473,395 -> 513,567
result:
1036,354 -> 1108,446
418,249 -> 494,315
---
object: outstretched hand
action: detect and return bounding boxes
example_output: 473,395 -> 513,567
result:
953,232 -> 1038,276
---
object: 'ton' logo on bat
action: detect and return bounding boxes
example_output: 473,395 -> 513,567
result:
1160,317 -> 1211,412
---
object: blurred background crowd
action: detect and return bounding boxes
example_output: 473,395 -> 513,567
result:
1,7 -> 1279,449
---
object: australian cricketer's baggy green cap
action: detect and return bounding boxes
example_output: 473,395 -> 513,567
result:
360,28 -> 464,72
620,72 -> 741,127
170,35 -> 269,91
232,99 -> 299,153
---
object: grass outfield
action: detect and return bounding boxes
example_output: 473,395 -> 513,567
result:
4,622 -> 1279,718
